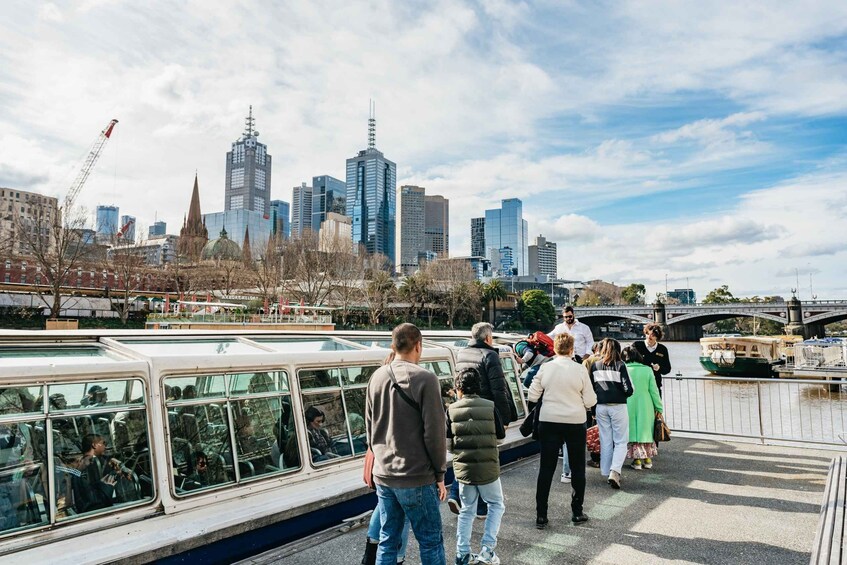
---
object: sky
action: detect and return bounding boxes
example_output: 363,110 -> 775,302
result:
1,1 -> 846,301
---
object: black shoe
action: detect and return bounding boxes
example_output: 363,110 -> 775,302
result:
536,516 -> 548,529
572,514 -> 589,523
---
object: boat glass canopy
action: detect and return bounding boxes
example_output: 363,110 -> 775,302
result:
113,338 -> 267,357
0,345 -> 127,366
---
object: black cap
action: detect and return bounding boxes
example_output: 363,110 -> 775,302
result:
87,385 -> 108,394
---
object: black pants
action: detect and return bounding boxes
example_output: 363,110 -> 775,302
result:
535,421 -> 586,519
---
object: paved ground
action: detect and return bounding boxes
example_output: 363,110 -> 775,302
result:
253,436 -> 837,564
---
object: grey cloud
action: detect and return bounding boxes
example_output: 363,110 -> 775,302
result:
0,165 -> 48,188
780,242 -> 844,258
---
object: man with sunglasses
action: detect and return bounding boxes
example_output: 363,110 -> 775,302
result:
548,306 -> 594,363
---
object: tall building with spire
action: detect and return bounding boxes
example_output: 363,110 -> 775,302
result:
346,101 -> 396,263
225,106 -> 272,216
178,174 -> 209,260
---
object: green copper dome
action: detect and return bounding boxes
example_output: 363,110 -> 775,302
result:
200,228 -> 242,261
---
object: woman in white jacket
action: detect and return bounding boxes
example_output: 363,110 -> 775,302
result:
527,333 -> 597,528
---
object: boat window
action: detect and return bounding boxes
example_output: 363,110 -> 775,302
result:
500,356 -> 526,419
342,338 -> 393,350
421,360 -> 453,378
0,387 -> 41,415
0,418 -> 49,535
298,364 -> 381,465
0,346 -> 125,366
249,338 -> 360,353
164,371 -> 298,497
48,378 -> 147,411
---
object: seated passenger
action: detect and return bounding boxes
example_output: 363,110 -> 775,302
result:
185,451 -> 210,489
183,385 -> 197,400
80,385 -> 108,407
171,386 -> 182,401
304,406 -> 338,460
234,414 -> 267,475
111,409 -> 147,458
74,436 -> 117,513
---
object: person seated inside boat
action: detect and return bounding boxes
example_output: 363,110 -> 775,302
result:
304,406 -> 339,461
184,451 -> 210,489
80,385 -> 108,408
234,414 -> 268,475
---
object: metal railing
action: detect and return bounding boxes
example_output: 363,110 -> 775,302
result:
146,312 -> 333,325
663,374 -> 847,446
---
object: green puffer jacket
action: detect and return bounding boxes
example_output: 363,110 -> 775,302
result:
446,395 -> 505,485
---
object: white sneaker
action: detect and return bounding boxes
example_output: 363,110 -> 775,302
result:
608,470 -> 621,489
560,472 -> 571,483
474,546 -> 500,565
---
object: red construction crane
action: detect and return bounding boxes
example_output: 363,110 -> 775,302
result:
63,119 -> 119,219
116,217 -> 135,239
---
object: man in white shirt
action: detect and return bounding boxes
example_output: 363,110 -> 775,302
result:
548,306 -> 594,362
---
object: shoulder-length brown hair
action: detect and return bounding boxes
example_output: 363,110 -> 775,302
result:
599,338 -> 622,365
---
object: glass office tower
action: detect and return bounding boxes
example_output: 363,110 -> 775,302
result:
484,198 -> 528,276
346,148 -> 396,263
311,175 -> 347,234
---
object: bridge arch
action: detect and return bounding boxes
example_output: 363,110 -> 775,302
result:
805,311 -> 847,325
668,311 -> 787,325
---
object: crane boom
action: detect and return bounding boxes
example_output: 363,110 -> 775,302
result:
63,119 -> 118,215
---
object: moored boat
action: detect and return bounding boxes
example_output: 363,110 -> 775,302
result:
699,335 -> 801,378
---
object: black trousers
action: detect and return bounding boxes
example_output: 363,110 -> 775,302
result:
535,421 -> 587,519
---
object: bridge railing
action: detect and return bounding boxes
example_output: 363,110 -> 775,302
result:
663,375 -> 847,446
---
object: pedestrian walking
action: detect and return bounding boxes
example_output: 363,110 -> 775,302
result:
631,323 -> 672,397
366,323 -> 448,565
589,338 -> 633,489
622,346 -> 663,470
527,333 -> 597,528
447,367 -> 506,565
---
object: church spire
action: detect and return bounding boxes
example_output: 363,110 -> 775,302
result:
187,173 -> 203,229
242,226 -> 252,264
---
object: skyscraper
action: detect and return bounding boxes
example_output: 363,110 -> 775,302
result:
471,217 -> 485,258
269,200 -> 290,240
95,205 -> 119,239
225,106 -> 272,216
291,183 -> 313,238
528,234 -> 557,278
311,175 -> 347,233
346,103 -> 396,264
399,185 -> 425,274
484,198 -> 528,276
424,195 -> 449,258
149,221 -> 167,238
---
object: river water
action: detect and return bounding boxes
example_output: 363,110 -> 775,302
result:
622,340 -> 847,445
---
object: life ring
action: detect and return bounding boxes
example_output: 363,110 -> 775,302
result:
711,349 -> 736,366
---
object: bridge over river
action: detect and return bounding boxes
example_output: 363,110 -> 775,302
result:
575,297 -> 847,340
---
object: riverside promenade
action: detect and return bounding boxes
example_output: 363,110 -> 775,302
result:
246,436 -> 835,564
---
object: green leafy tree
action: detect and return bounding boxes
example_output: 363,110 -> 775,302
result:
483,279 -> 508,327
518,289 -> 556,332
621,283 -> 646,305
703,285 -> 739,304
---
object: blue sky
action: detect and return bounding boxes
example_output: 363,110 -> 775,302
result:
1,1 -> 846,300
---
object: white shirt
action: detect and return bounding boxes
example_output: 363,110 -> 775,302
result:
548,319 -> 594,358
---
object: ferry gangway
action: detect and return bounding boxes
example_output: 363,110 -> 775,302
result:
663,374 -> 847,446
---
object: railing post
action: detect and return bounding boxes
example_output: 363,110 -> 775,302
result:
756,380 -> 765,444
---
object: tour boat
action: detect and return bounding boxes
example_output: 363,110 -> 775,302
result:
0,329 -> 534,564
698,335 -> 801,378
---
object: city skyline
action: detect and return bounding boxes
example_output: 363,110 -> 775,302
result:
1,4 -> 847,299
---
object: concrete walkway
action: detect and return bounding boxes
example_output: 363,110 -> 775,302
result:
261,437 -> 837,564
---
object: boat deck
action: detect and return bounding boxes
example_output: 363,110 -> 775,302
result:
244,436 -> 837,564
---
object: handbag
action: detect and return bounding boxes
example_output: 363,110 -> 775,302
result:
586,424 -> 600,454
363,448 -> 376,489
519,397 -> 542,439
653,412 -> 671,443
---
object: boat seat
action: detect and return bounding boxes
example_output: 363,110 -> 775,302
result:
811,455 -> 847,564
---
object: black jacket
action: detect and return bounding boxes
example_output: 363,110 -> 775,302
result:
631,341 -> 672,388
588,360 -> 634,405
455,341 -> 517,424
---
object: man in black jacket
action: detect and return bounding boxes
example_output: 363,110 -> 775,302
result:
448,322 -> 516,516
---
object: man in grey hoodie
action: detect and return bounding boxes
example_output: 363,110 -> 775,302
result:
366,323 -> 447,565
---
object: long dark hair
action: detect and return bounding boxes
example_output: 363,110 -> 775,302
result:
599,338 -> 622,366
621,346 -> 644,364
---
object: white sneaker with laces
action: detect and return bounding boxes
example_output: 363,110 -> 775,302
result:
560,472 -> 571,483
475,546 -> 500,565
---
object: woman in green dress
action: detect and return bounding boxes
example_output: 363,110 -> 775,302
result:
622,346 -> 663,470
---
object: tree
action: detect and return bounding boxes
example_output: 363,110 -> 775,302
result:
483,279 -> 508,327
428,259 -> 477,329
363,269 -> 395,326
282,231 -> 334,305
103,238 -> 151,324
518,289 -> 556,332
253,235 -> 284,309
329,244 -> 367,327
399,270 -> 433,322
13,202 -> 92,319
621,283 -> 646,305
703,285 -> 738,304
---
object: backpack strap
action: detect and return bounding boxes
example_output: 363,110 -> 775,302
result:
386,363 -> 421,413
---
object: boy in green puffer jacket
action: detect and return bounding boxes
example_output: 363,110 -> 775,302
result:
447,367 -> 506,565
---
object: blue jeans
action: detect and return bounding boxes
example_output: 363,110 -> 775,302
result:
368,500 -> 410,561
376,483 -> 446,565
456,480 -> 505,556
449,478 -> 488,516
596,404 -> 629,476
